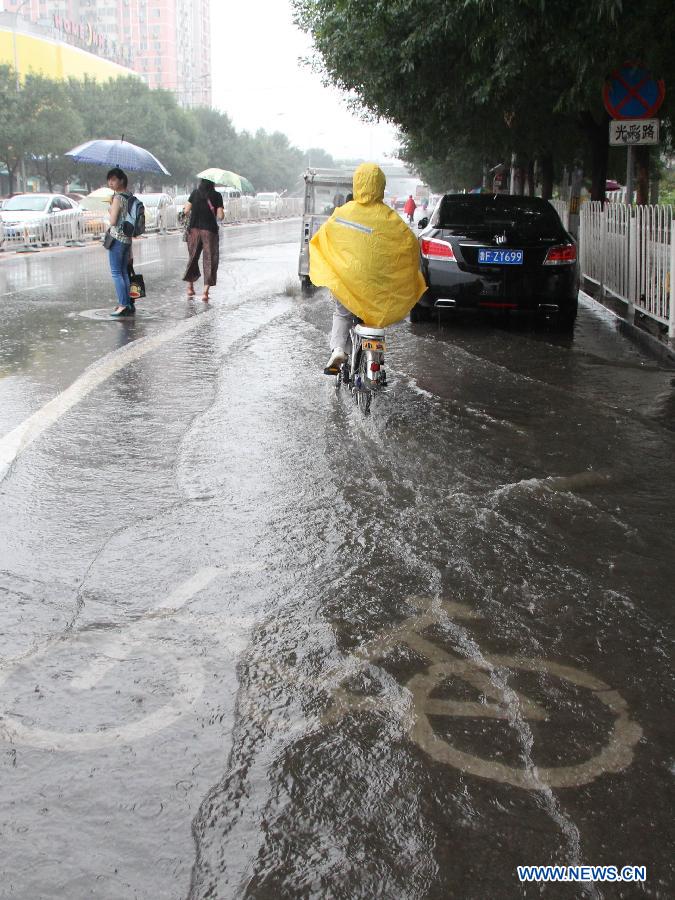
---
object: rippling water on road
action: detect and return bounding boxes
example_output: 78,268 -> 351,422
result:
0,227 -> 673,899
188,295 -> 674,898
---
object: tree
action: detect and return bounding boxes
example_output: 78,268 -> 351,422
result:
0,65 -> 24,194
303,147 -> 336,168
24,75 -> 84,191
2,70 -> 325,196
293,0 -> 675,201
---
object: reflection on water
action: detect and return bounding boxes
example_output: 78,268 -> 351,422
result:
0,259 -> 672,898
189,298 -> 674,898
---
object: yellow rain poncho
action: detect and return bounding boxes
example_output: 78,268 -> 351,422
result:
309,163 -> 426,327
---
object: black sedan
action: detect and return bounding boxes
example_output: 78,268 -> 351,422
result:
412,194 -> 579,328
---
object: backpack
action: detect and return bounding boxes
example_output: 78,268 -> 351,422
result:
121,194 -> 145,237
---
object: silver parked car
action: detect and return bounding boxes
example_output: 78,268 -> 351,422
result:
0,193 -> 84,244
136,192 -> 173,232
255,191 -> 283,215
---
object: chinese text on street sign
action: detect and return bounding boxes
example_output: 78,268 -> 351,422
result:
609,119 -> 660,146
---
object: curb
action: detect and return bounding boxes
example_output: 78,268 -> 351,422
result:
580,288 -> 675,367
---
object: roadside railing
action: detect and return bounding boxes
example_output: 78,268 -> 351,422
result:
0,198 -> 303,254
0,213 -> 88,253
220,197 -> 303,223
549,199 -> 570,230
579,201 -> 675,338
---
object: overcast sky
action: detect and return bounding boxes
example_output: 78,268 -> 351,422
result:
210,0 -> 401,163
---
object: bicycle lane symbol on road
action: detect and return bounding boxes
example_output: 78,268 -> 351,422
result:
324,596 -> 643,790
0,566 -> 251,753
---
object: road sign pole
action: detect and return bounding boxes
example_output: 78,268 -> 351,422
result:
626,144 -> 634,204
624,144 -> 636,319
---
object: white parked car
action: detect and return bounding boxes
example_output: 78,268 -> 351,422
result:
136,192 -> 173,232
0,193 -> 83,244
216,186 -> 241,202
255,192 -> 283,215
174,193 -> 189,212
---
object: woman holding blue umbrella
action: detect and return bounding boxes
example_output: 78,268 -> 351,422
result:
64,139 -> 171,316
106,167 -> 135,318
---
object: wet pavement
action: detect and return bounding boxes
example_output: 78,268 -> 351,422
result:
0,223 -> 673,899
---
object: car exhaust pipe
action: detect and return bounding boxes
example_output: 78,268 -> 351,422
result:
538,303 -> 560,312
434,298 -> 456,308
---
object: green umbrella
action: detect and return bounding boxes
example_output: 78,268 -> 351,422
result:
197,168 -> 241,189
239,176 -> 255,195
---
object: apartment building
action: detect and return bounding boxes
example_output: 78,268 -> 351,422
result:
2,0 -> 211,106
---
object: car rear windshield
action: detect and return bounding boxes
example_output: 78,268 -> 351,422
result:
434,197 -> 564,237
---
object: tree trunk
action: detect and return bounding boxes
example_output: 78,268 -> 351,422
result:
649,167 -> 660,204
45,157 -> 53,193
510,152 -> 526,195
580,110 -> 609,202
526,159 -> 535,196
634,146 -> 650,205
540,152 -> 553,200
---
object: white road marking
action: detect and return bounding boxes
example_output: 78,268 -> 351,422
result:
0,309 -> 212,482
0,283 -> 55,296
0,560 -> 269,751
71,567 -> 221,690
325,596 -> 643,789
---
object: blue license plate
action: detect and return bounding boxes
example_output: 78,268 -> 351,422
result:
478,249 -> 523,265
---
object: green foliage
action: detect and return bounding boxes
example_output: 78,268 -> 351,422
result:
659,167 -> 675,206
0,65 -> 24,192
25,76 -> 85,191
0,70 -> 322,194
292,0 -> 675,197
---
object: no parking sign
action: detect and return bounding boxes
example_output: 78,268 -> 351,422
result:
603,62 -> 665,119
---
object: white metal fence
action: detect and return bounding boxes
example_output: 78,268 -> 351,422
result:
549,199 -> 569,230
579,201 -> 675,338
0,197 -> 304,254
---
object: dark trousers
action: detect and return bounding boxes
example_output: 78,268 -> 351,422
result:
183,228 -> 220,287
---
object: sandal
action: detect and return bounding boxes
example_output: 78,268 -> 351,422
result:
201,291 -> 210,302
186,284 -> 195,297
111,305 -> 134,318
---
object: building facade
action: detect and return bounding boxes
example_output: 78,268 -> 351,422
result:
1,0 -> 211,107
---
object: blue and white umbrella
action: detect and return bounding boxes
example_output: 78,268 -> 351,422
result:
65,139 -> 170,176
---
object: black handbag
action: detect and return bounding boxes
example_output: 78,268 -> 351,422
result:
103,229 -> 115,249
128,264 -> 146,300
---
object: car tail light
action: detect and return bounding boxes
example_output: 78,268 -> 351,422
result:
543,244 -> 577,265
420,237 -> 456,260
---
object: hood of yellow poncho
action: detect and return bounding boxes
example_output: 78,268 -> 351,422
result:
352,162 -> 386,205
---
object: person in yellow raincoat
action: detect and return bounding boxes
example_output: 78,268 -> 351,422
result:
309,162 -> 426,371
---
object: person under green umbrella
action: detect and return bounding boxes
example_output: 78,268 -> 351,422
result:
182,178 -> 224,302
197,168 -> 241,190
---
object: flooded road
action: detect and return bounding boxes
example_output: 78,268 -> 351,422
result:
0,225 -> 673,898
